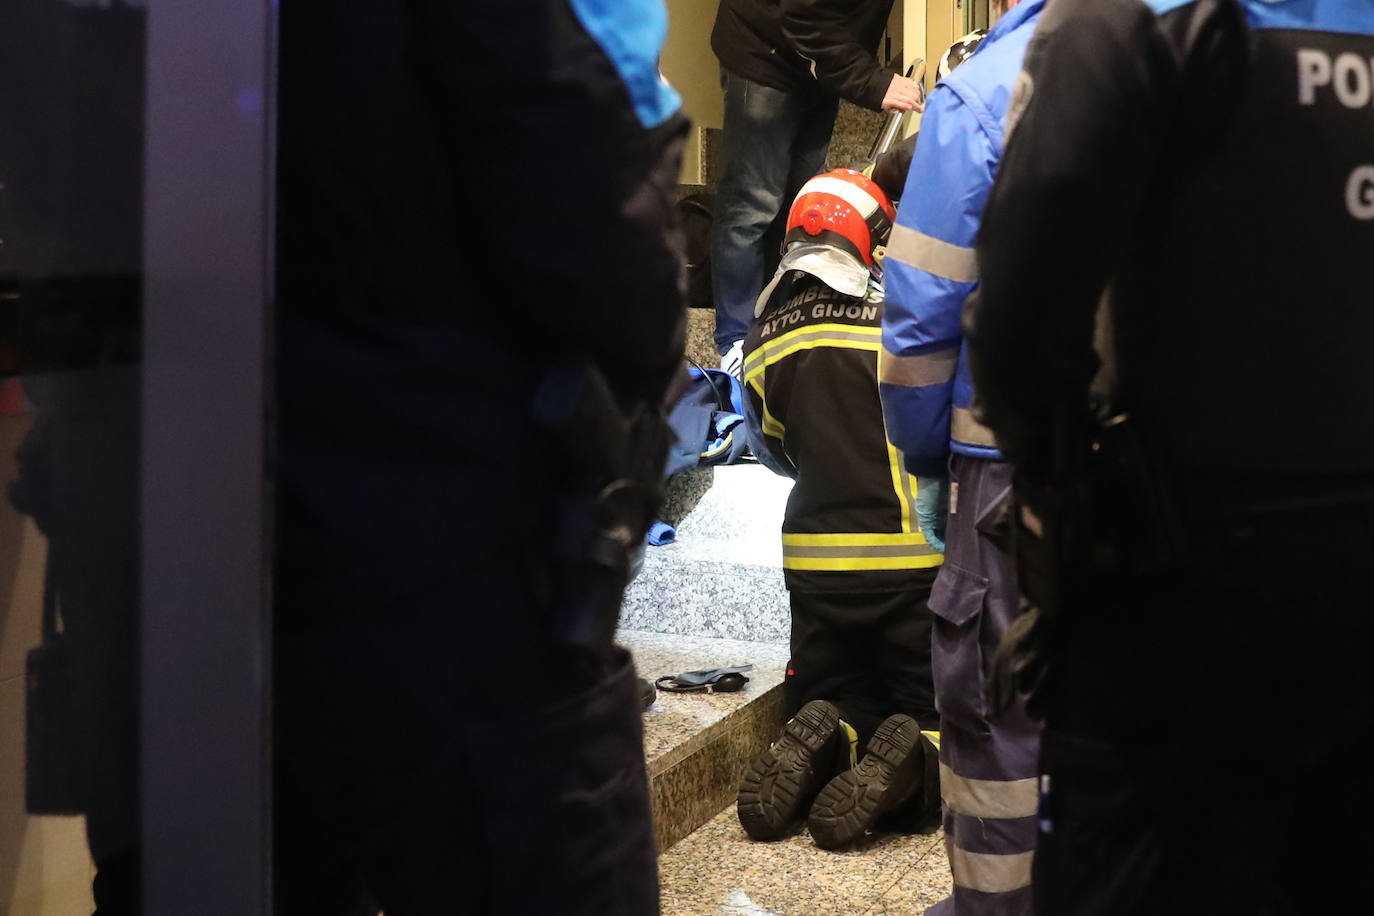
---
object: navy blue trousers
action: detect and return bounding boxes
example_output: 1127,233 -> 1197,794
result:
927,457 -> 1041,916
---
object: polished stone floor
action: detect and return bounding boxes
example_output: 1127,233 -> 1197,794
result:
659,806 -> 951,916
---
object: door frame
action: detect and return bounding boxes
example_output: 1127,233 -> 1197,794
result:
140,1 -> 276,912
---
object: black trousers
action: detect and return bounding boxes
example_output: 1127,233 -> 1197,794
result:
273,322 -> 660,916
785,578 -> 939,749
1034,500 -> 1374,915
275,639 -> 657,916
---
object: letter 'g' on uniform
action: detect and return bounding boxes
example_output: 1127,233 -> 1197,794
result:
1348,165 -> 1374,220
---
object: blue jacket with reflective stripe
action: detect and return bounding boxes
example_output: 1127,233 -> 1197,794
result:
879,0 -> 1043,477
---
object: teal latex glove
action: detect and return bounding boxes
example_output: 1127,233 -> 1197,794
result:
915,475 -> 948,554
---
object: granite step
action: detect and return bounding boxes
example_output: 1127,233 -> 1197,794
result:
620,628 -> 790,853
622,463 -> 793,643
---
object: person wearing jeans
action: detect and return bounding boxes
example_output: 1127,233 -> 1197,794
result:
709,0 -> 923,374
711,71 -> 838,365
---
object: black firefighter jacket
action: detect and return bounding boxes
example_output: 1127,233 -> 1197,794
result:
742,270 -> 942,594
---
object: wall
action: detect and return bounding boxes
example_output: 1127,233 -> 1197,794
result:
662,0 -> 723,184
904,0 -> 927,136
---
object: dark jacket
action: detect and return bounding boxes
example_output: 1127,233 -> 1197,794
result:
742,270 -> 942,593
278,0 -> 689,409
965,0 -> 1374,482
275,0 -> 690,630
712,0 -> 896,111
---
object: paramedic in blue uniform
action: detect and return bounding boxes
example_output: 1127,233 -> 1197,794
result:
879,4 -> 1044,913
963,1 -> 1374,912
274,2 -> 687,913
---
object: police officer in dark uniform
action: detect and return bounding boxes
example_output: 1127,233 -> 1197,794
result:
274,1 -> 687,913
963,1 -> 1374,912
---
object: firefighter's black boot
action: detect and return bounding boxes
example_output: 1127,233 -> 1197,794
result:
736,700 -> 846,841
807,714 -> 935,850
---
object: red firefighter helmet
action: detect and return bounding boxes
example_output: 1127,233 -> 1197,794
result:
783,168 -> 897,269
755,169 -> 897,315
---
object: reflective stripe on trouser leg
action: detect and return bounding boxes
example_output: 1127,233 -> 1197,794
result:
926,457 -> 1042,916
931,731 -> 1039,915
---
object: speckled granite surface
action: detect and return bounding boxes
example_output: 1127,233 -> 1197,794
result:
624,629 -> 789,768
825,100 -> 889,172
659,806 -> 951,916
670,466 -> 788,554
867,857 -> 957,916
621,630 -> 789,851
650,688 -> 785,852
702,127 -> 722,190
625,464 -> 792,642
687,307 -> 719,367
622,555 -> 790,642
662,466 -> 715,527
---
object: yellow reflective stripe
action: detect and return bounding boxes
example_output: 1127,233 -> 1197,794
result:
886,224 -> 979,283
701,431 -> 733,460
743,351 -> 765,383
783,554 -> 945,571
951,406 -> 999,448
782,532 -> 929,546
781,531 -> 943,570
747,374 -> 782,439
840,720 -> 860,768
748,376 -> 785,440
746,325 -> 875,444
939,763 -> 1039,819
787,545 -> 937,559
745,334 -> 881,387
878,402 -> 917,534
879,344 -> 959,388
921,730 -> 941,752
894,442 -> 919,534
742,324 -> 881,387
948,848 -> 1034,895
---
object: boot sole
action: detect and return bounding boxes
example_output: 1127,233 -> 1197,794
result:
737,700 -> 841,841
808,714 -> 924,850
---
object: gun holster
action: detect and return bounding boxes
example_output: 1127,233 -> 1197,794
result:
534,358 -> 672,651
990,409 -> 1187,718
1019,410 -> 1187,611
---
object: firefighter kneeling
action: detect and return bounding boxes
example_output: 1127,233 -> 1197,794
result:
735,169 -> 942,850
